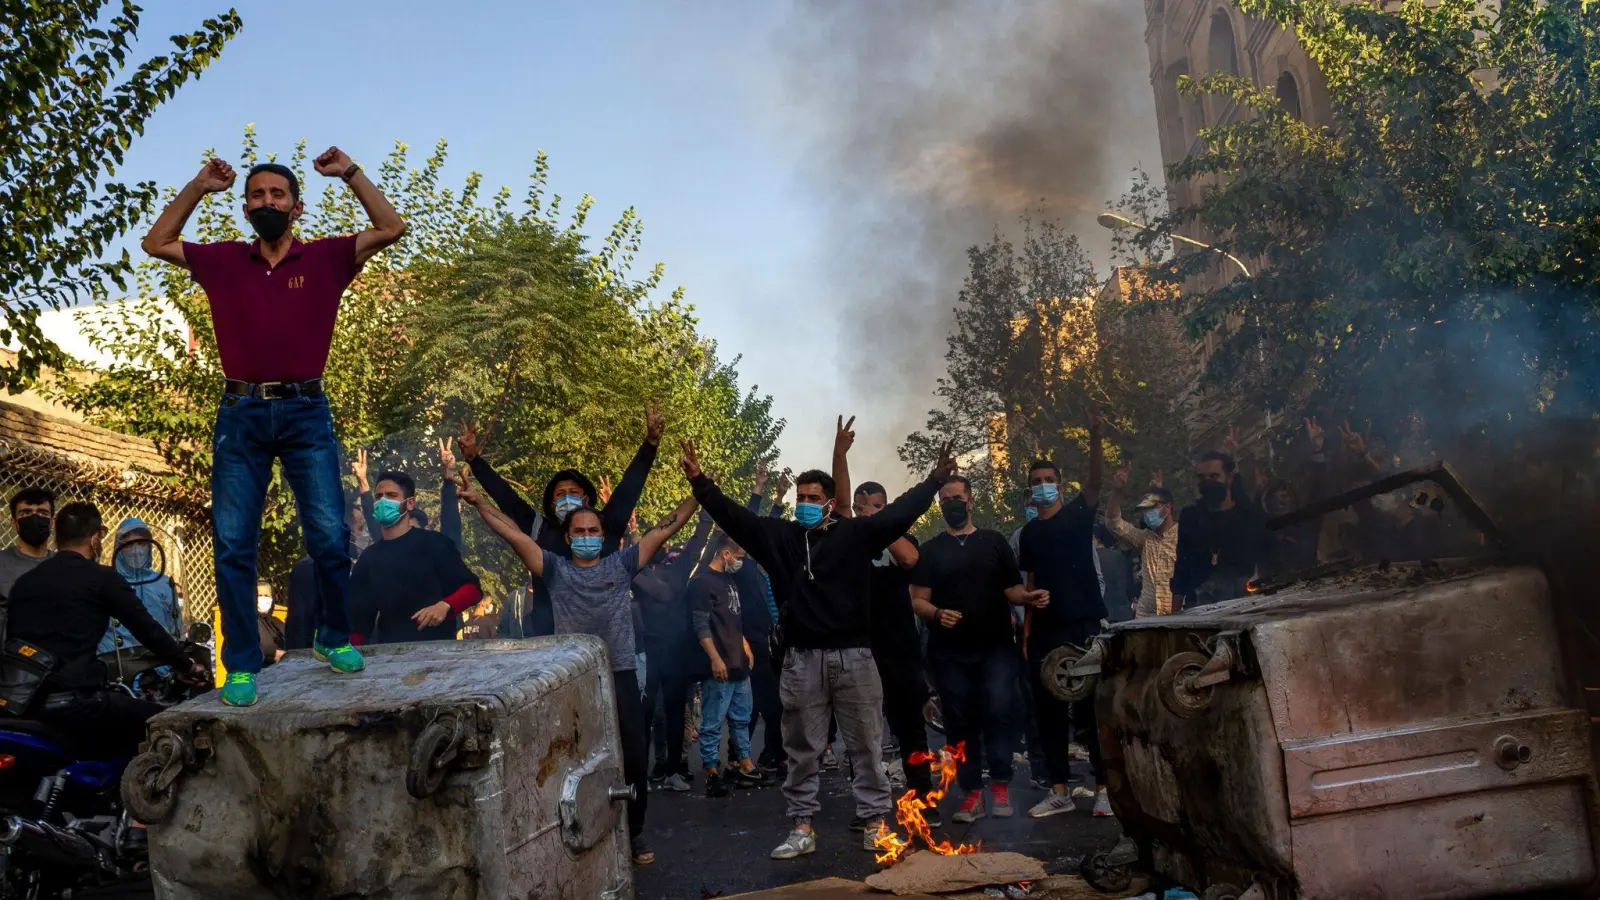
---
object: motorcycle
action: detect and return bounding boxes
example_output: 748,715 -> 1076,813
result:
0,532 -> 213,899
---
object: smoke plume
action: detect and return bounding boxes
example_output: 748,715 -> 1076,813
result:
771,0 -> 1161,484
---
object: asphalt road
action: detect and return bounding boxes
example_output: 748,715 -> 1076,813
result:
634,740 -> 1122,900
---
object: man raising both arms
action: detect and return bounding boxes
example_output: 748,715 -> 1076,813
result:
142,149 -> 406,706
680,432 -> 956,862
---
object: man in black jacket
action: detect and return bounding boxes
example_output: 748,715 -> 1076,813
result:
8,502 -> 206,756
458,406 -> 663,636
1171,451 -> 1272,608
680,437 -> 955,861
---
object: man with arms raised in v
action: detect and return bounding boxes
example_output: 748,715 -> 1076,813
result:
142,149 -> 406,706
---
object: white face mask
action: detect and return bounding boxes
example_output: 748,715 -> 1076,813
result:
257,596 -> 274,614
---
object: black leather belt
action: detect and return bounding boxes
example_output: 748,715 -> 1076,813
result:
223,378 -> 324,400
40,691 -> 87,711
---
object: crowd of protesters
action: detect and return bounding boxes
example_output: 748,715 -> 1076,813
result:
0,397 -> 1483,867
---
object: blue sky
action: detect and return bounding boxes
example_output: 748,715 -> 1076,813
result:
114,1 -> 1159,491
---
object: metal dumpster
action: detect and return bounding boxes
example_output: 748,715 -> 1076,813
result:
1069,558 -> 1600,900
123,637 -> 633,900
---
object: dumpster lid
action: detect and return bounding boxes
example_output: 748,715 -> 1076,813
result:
163,636 -> 608,721
1107,560 -> 1524,634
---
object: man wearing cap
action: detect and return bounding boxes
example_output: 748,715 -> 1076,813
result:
141,148 -> 406,706
1105,465 -> 1179,617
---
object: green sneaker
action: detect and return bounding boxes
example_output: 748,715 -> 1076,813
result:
312,634 -> 365,674
219,672 -> 258,707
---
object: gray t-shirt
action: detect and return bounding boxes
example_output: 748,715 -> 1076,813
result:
541,546 -> 641,672
0,545 -> 53,599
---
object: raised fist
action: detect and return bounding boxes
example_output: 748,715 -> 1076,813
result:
191,158 -> 236,194
313,146 -> 353,177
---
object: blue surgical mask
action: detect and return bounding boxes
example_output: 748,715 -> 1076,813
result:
1142,507 -> 1165,529
571,535 -> 603,560
372,497 -> 406,528
554,494 -> 585,520
1030,483 -> 1060,506
794,502 -> 827,528
1024,506 -> 1039,523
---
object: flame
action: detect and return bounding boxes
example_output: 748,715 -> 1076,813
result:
1245,579 -> 1260,594
871,741 -> 982,864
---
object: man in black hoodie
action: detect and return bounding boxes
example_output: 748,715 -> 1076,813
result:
680,437 -> 955,861
457,405 -> 664,636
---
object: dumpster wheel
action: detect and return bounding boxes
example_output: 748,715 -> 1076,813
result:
1040,643 -> 1096,703
1079,849 -> 1133,893
122,752 -> 175,824
407,715 -> 465,799
1157,651 -> 1215,718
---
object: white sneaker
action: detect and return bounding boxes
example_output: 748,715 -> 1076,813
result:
1070,785 -> 1096,799
771,828 -> 817,860
662,773 -> 691,793
1092,787 -> 1115,818
1028,792 -> 1075,818
860,821 -> 886,851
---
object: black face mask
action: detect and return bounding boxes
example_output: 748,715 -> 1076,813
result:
15,514 -> 49,547
939,498 -> 969,528
1199,482 -> 1229,507
247,205 -> 292,242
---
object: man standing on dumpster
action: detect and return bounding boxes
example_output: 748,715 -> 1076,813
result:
141,149 -> 406,706
679,430 -> 956,861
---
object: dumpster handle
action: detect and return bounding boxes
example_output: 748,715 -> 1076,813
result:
1265,460 -> 1505,547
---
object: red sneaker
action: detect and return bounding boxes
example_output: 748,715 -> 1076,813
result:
951,789 -> 986,824
991,783 -> 1014,818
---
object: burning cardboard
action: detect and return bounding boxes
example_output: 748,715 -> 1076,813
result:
863,850 -> 1047,895
871,742 -> 981,863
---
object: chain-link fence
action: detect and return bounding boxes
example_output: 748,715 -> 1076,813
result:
0,437 -> 214,622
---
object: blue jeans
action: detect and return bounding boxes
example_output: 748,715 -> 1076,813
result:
930,644 -> 1020,792
212,393 -> 351,674
698,678 -> 753,770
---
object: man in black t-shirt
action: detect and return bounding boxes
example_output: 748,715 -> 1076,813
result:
911,476 -> 1047,824
853,480 -> 935,805
349,471 -> 483,645
1016,407 -> 1109,819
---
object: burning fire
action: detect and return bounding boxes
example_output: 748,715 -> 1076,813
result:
871,741 -> 982,864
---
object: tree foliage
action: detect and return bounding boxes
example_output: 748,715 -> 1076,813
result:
53,130 -> 782,583
1137,0 -> 1600,492
0,1 -> 240,387
902,210 -> 1194,531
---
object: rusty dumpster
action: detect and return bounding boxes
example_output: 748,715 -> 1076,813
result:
123,637 -> 633,900
1064,559 -> 1600,900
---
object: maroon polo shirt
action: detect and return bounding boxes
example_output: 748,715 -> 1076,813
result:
182,235 -> 361,384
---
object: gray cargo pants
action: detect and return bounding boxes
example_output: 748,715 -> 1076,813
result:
778,647 -> 891,822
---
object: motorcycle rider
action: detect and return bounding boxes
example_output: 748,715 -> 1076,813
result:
98,518 -> 183,655
7,503 -> 205,756
0,488 -> 56,598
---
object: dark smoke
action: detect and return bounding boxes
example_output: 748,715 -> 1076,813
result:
771,0 -> 1161,485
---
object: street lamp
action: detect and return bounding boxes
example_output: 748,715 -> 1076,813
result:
1098,211 -> 1271,463
1096,210 -> 1251,278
